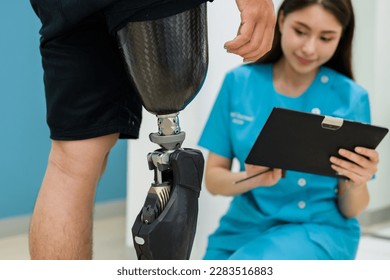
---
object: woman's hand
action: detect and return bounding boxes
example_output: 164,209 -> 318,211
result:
204,153 -> 282,196
330,147 -> 379,188
244,164 -> 283,187
331,146 -> 378,218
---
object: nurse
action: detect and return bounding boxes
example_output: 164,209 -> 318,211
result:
198,0 -> 380,260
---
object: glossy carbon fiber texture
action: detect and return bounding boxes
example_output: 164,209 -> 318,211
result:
117,3 -> 208,115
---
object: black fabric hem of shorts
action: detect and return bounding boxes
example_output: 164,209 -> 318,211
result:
49,123 -> 140,141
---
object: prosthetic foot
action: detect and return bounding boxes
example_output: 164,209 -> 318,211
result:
117,3 -> 208,259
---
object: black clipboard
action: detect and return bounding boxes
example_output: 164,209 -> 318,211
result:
245,107 -> 389,178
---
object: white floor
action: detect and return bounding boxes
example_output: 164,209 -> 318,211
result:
0,215 -> 135,260
0,215 -> 389,260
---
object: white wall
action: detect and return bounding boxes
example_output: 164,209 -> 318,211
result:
127,0 -> 390,258
353,0 -> 390,211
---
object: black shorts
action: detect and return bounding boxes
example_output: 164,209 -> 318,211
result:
41,13 -> 142,140
36,0 -> 207,140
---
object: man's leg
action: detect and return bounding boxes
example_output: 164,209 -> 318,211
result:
29,133 -> 119,260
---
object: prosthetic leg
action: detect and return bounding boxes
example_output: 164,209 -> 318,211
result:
117,3 -> 208,259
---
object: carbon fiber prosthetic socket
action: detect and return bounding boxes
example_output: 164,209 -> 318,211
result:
117,4 -> 208,260
117,3 -> 208,115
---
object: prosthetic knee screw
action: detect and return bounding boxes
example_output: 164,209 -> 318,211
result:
117,4 -> 208,259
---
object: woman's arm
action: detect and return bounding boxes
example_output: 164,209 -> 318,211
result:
337,180 -> 369,218
331,147 -> 379,218
204,152 -> 282,196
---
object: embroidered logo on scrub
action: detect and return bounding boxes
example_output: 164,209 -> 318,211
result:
230,112 -> 254,125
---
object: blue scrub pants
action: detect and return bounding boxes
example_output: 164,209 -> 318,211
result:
203,224 -> 331,260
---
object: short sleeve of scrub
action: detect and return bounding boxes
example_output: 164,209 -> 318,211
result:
198,73 -> 234,159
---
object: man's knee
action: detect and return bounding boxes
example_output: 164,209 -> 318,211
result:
48,133 -> 119,180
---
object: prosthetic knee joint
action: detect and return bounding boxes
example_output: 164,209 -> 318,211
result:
117,3 -> 208,259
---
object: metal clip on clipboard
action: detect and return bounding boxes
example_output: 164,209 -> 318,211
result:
321,116 -> 344,130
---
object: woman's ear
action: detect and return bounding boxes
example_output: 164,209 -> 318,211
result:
278,11 -> 285,34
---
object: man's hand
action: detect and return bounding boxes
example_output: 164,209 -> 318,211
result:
225,0 -> 276,62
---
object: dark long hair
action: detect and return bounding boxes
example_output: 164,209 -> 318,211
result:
257,0 -> 355,79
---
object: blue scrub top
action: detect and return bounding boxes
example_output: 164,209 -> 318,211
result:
198,63 -> 371,259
